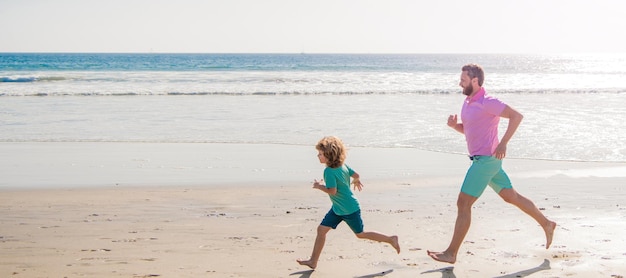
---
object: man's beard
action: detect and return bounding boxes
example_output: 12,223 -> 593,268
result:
462,84 -> 474,96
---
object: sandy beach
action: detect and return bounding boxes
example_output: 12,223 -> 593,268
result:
1,142 -> 625,277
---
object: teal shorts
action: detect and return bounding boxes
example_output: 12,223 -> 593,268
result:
461,156 -> 513,197
320,209 -> 364,234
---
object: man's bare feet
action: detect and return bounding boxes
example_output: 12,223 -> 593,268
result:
427,250 -> 456,264
296,259 -> 317,269
391,235 -> 401,254
544,221 -> 557,249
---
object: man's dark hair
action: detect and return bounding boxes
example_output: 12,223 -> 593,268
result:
462,64 -> 484,86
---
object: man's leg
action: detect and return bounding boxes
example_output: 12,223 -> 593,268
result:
297,225 -> 332,269
427,192 -> 478,264
498,188 -> 557,249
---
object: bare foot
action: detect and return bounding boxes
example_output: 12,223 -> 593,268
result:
390,235 -> 400,254
427,250 -> 456,264
296,259 -> 317,269
544,221 -> 557,249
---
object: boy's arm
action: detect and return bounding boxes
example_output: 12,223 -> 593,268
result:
351,172 -> 363,192
313,179 -> 337,195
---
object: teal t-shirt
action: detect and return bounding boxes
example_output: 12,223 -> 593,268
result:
324,164 -> 360,215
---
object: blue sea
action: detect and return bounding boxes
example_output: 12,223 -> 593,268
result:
1,53 -> 626,162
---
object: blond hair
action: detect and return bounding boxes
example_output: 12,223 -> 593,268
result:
315,136 -> 346,168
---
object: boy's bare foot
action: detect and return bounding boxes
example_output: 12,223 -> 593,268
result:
296,259 -> 317,269
427,250 -> 456,264
544,221 -> 557,249
391,235 -> 401,254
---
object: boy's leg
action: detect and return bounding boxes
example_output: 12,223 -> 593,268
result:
355,232 -> 401,253
344,210 -> 400,253
297,225 -> 331,269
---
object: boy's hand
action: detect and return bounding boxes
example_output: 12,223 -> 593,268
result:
312,179 -> 325,189
352,178 -> 363,192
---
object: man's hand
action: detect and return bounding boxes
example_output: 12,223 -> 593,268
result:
495,143 -> 507,160
447,114 -> 458,128
447,114 -> 464,134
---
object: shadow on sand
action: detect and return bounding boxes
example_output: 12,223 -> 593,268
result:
421,266 -> 456,278
289,269 -> 314,278
288,268 -> 394,278
493,259 -> 551,278
420,259 -> 551,278
288,259 -> 549,278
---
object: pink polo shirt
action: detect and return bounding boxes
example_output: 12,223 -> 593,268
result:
460,88 -> 506,156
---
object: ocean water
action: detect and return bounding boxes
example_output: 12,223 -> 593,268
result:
1,53 -> 625,162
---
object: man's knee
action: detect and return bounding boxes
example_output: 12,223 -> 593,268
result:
498,188 -> 518,203
457,192 -> 477,209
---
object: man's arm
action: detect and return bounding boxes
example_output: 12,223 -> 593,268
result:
447,114 -> 464,134
495,105 -> 523,159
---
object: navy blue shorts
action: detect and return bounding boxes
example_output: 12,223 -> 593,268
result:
320,209 -> 364,234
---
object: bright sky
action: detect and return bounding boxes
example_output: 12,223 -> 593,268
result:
1,0 -> 624,53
